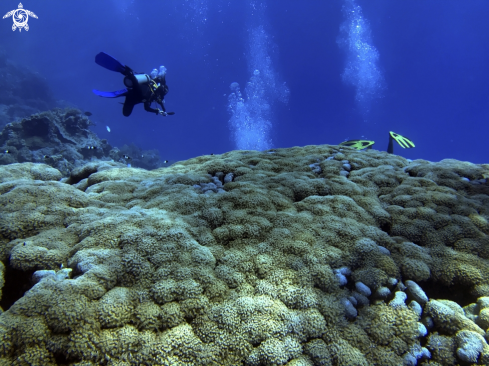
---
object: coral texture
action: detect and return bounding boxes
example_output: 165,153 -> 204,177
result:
0,144 -> 488,365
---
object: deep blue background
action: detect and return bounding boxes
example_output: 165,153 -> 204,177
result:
1,0 -> 488,163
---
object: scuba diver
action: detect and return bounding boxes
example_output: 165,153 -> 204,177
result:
92,52 -> 174,117
340,131 -> 415,154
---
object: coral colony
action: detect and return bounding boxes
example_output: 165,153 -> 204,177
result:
1,140 -> 488,364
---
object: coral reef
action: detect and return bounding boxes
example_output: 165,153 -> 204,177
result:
0,144 -> 488,365
116,143 -> 167,171
0,108 -> 166,175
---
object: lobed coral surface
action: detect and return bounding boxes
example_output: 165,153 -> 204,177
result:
0,145 -> 488,365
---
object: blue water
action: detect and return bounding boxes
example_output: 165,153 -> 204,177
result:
1,0 -> 488,163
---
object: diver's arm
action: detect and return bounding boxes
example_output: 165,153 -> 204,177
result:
156,86 -> 166,112
157,99 -> 166,112
144,100 -> 167,115
144,101 -> 159,114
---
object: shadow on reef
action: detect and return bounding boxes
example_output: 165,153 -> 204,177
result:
0,265 -> 34,311
420,280 -> 476,307
0,51 -> 56,129
0,108 -> 166,175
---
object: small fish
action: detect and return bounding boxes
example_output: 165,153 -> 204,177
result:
106,126 -> 111,132
4,149 -> 10,154
43,155 -> 50,159
163,160 -> 169,163
123,155 -> 132,160
84,111 -> 92,116
87,146 -> 97,150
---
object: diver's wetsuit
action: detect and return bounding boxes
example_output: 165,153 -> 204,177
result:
122,70 -> 169,117
387,134 -> 394,154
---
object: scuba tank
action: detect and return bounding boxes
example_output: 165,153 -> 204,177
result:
123,74 -> 152,88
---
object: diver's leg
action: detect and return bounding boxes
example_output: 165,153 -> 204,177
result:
387,134 -> 394,154
123,103 -> 134,116
122,65 -> 134,76
122,92 -> 139,116
123,98 -> 135,116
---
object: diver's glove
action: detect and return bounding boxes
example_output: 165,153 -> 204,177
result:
157,109 -> 167,116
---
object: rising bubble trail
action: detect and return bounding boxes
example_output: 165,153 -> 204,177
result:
228,26 -> 289,151
337,0 -> 385,115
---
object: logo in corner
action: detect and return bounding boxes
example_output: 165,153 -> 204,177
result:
3,3 -> 37,32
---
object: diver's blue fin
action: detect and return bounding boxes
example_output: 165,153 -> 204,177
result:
95,52 -> 126,74
92,88 -> 128,98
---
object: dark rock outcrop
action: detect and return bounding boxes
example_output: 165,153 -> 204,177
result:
0,108 -> 165,175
